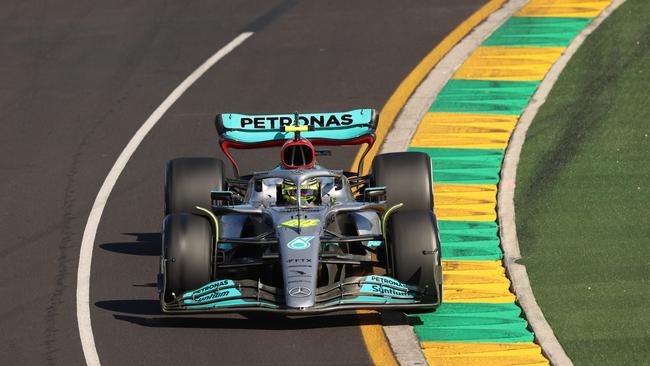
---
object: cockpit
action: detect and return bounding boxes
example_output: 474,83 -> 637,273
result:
247,172 -> 353,208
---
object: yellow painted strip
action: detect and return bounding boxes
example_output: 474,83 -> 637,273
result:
411,113 -> 518,149
442,260 -> 516,303
350,0 -> 508,175
356,310 -> 399,366
421,342 -> 548,365
434,184 -> 497,222
351,1 -> 510,363
453,46 -> 565,81
516,0 -> 610,18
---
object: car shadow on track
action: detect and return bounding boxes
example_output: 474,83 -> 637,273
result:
99,233 -> 161,256
95,299 -> 382,330
96,231 -> 384,330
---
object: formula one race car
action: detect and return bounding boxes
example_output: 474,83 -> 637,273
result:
158,109 -> 442,314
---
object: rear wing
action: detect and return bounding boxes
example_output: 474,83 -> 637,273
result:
215,109 -> 378,176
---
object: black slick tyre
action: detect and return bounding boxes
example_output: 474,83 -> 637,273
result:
386,209 -> 442,304
165,157 -> 226,215
162,213 -> 213,302
370,152 -> 433,210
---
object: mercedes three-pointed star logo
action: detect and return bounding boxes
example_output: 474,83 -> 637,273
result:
288,287 -> 312,297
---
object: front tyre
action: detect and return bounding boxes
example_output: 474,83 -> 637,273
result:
165,157 -> 226,215
161,213 -> 213,303
370,152 -> 433,210
386,209 -> 442,304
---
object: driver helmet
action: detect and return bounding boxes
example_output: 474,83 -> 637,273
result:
281,177 -> 320,205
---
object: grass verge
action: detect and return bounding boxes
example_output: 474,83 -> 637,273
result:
514,1 -> 650,364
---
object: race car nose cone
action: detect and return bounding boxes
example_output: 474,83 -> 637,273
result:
278,226 -> 320,309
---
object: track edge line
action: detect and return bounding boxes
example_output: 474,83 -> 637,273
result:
75,32 -> 253,366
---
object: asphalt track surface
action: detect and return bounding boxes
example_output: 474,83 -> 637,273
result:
1,1 -> 487,364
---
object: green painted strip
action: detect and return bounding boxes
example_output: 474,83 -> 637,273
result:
429,79 -> 540,115
404,6 -> 603,353
439,221 -> 502,260
410,303 -> 535,343
408,147 -> 504,184
484,17 -> 591,47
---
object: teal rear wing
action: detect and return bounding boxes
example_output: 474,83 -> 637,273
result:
215,109 -> 378,176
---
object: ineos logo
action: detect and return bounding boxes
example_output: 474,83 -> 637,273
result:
288,287 -> 312,297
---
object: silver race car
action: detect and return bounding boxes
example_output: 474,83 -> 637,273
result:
158,109 -> 442,314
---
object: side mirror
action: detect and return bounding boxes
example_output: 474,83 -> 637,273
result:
364,186 -> 386,202
334,177 -> 343,190
211,190 -> 234,206
254,179 -> 263,192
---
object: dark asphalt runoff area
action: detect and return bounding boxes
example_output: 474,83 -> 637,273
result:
0,0 -> 487,364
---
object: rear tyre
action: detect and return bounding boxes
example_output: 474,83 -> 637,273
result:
386,209 -> 442,304
161,213 -> 213,302
370,152 -> 433,210
165,157 -> 226,215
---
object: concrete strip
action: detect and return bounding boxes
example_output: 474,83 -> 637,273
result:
379,0 -> 529,155
378,1 -> 529,364
498,1 -> 626,365
382,311 -> 428,366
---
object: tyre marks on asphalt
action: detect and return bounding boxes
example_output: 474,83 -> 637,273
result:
483,17 -> 592,47
414,303 -> 535,342
422,341 -> 545,364
442,260 -> 516,303
427,80 -> 541,115
403,0 -> 615,364
454,46 -> 565,81
411,113 -> 519,150
438,221 -> 503,261
411,148 -> 505,184
432,184 -> 498,222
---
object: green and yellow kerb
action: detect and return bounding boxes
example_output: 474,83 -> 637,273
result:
404,1 -> 614,365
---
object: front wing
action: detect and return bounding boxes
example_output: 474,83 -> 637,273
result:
162,275 -> 440,314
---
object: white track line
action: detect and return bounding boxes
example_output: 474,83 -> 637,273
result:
76,31 -> 253,366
